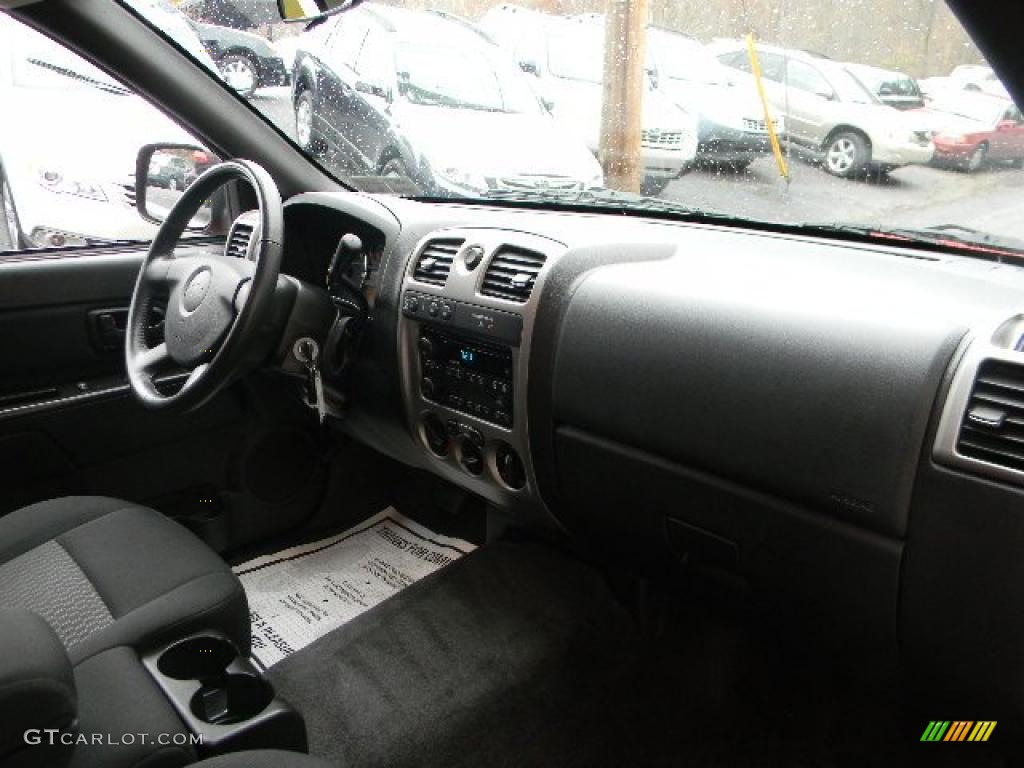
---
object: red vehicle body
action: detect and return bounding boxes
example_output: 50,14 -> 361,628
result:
919,93 -> 1024,171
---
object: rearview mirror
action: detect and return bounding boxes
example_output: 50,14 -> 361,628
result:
135,144 -> 222,229
277,0 -> 348,22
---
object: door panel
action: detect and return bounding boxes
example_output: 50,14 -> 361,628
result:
0,244 -> 326,553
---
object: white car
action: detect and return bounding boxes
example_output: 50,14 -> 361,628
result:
479,5 -> 698,195
646,28 -> 783,169
0,14 -> 203,249
950,64 -> 1010,99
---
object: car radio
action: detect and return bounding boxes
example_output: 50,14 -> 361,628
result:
418,328 -> 513,427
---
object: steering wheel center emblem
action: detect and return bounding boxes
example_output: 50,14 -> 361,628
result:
182,268 -> 212,313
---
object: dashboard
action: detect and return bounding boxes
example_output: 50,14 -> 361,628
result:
279,191 -> 1024,733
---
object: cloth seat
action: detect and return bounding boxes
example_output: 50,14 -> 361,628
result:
0,496 -> 248,663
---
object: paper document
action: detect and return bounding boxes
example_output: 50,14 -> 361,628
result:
234,507 -> 475,668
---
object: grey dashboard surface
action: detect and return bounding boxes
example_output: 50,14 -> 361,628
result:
290,193 -> 1024,538
549,230 -> 1024,539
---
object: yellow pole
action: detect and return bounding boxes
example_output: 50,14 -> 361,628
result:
745,33 -> 788,180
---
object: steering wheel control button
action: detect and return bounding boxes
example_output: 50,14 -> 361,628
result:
495,444 -> 526,490
182,268 -> 212,313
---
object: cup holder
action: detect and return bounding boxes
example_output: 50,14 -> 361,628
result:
190,673 -> 274,725
157,636 -> 238,681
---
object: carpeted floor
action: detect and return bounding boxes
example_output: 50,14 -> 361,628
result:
267,538 -> 1011,768
269,540 -> 639,768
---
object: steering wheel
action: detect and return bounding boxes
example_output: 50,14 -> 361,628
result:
126,160 -> 283,412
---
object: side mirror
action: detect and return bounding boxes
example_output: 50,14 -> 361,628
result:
646,66 -> 660,90
277,0 -> 345,22
815,88 -> 836,101
997,120 -> 1017,131
519,59 -> 539,76
135,144 -> 222,229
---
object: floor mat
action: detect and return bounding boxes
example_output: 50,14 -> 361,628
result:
233,507 -> 475,668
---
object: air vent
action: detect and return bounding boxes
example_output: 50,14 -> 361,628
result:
413,239 -> 462,285
480,247 -> 546,303
226,223 -> 254,259
957,360 -> 1024,472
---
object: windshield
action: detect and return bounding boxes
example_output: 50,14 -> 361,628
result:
648,32 -> 729,85
396,44 -> 542,113
546,27 -> 605,84
7,0 -> 1023,258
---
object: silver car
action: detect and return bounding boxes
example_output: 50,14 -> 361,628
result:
713,42 -> 934,177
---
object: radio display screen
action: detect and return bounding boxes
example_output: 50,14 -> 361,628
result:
434,335 -> 511,378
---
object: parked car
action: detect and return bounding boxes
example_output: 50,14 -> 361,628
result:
713,41 -> 934,177
478,5 -> 698,195
645,27 -> 783,169
147,149 -> 216,190
918,92 -> 1024,171
949,64 -> 1010,98
0,14 -> 202,248
845,63 -> 925,110
126,0 -> 224,87
190,20 -> 289,98
291,4 -> 604,198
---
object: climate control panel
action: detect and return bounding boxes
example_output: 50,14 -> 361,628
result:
418,328 -> 514,428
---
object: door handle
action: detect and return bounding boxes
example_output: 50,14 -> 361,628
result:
88,307 -> 163,354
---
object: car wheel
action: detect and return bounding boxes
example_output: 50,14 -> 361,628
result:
824,132 -> 869,178
295,90 -> 326,155
220,53 -> 258,99
965,143 -> 988,173
640,176 -> 671,197
1,173 -> 24,250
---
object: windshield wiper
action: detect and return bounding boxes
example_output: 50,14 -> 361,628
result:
27,58 -> 133,96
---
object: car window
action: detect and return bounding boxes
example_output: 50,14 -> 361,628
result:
355,29 -> 392,85
326,18 -> 366,72
0,13 -> 211,254
757,51 -> 786,82
787,59 -> 832,95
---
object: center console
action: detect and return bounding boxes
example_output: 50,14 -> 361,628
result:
398,229 -> 563,508
143,632 -> 306,756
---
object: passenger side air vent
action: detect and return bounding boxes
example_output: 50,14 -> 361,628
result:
226,223 -> 254,259
413,239 -> 462,285
957,360 -> 1024,472
480,247 -> 546,303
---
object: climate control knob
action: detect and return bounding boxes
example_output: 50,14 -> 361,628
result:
422,413 -> 449,457
495,443 -> 526,490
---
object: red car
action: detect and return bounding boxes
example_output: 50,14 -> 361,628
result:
920,92 -> 1024,171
